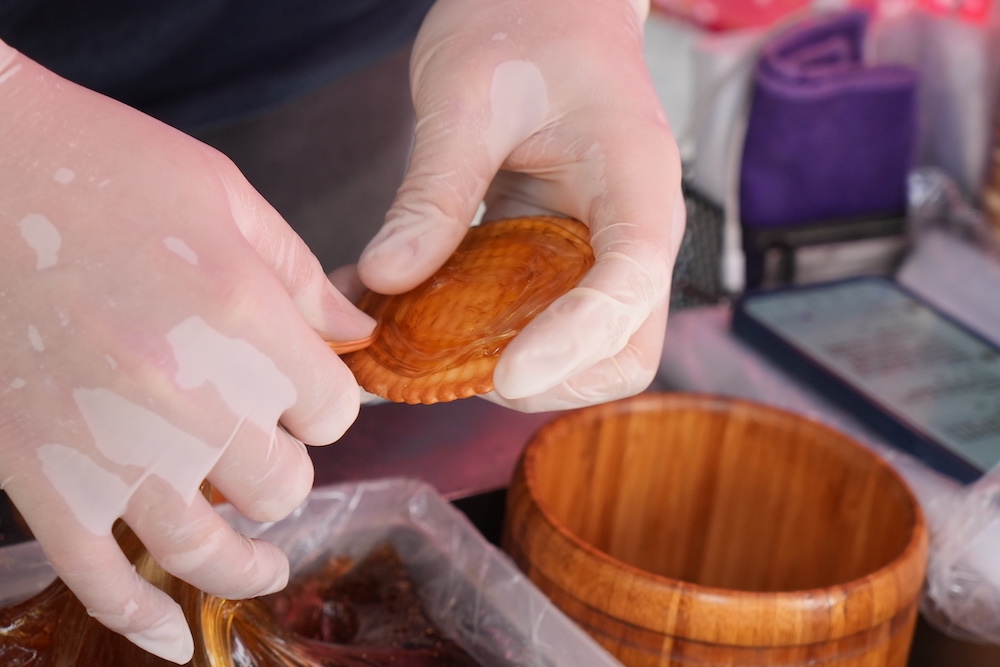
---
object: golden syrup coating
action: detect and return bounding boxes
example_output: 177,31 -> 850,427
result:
343,216 -> 594,404
0,523 -> 479,666
326,332 -> 377,355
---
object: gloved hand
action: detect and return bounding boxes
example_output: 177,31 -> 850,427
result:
357,0 -> 685,412
0,45 -> 373,663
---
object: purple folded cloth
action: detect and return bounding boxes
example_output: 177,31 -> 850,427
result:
739,10 -> 919,229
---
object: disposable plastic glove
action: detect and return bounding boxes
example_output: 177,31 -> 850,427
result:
357,0 -> 684,412
0,45 -> 374,663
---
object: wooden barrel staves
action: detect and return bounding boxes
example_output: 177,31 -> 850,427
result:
503,393 -> 928,666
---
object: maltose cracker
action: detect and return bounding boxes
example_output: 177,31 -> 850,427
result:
342,216 -> 594,404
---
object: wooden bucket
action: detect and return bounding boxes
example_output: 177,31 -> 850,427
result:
503,393 -> 928,666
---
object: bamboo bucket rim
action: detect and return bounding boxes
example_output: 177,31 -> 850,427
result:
515,392 -> 929,647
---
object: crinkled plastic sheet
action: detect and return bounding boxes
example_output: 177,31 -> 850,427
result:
658,169 -> 1000,644
0,478 -> 620,667
896,169 -> 1000,645
921,469 -> 1000,645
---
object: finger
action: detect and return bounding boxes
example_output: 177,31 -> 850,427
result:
327,264 -> 367,303
277,348 -> 362,446
492,211 -> 678,399
199,145 -> 375,343
3,463 -> 194,663
493,125 -> 683,401
485,302 -> 668,412
163,303 -> 361,449
40,526 -> 194,664
123,477 -> 289,601
358,60 -> 550,294
357,121 -> 493,295
206,421 -> 314,523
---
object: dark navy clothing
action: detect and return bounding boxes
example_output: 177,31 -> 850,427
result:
0,0 -> 434,130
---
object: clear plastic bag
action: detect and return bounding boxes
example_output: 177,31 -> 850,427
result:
0,478 -> 620,667
921,469 -> 1000,645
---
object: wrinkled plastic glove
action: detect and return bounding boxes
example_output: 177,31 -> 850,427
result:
357,0 -> 685,412
0,45 -> 374,663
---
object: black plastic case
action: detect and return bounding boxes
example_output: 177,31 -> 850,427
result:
732,276 -> 1000,483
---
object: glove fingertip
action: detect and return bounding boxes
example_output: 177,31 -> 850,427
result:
358,213 -> 467,294
119,603 -> 194,665
494,339 -> 575,400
